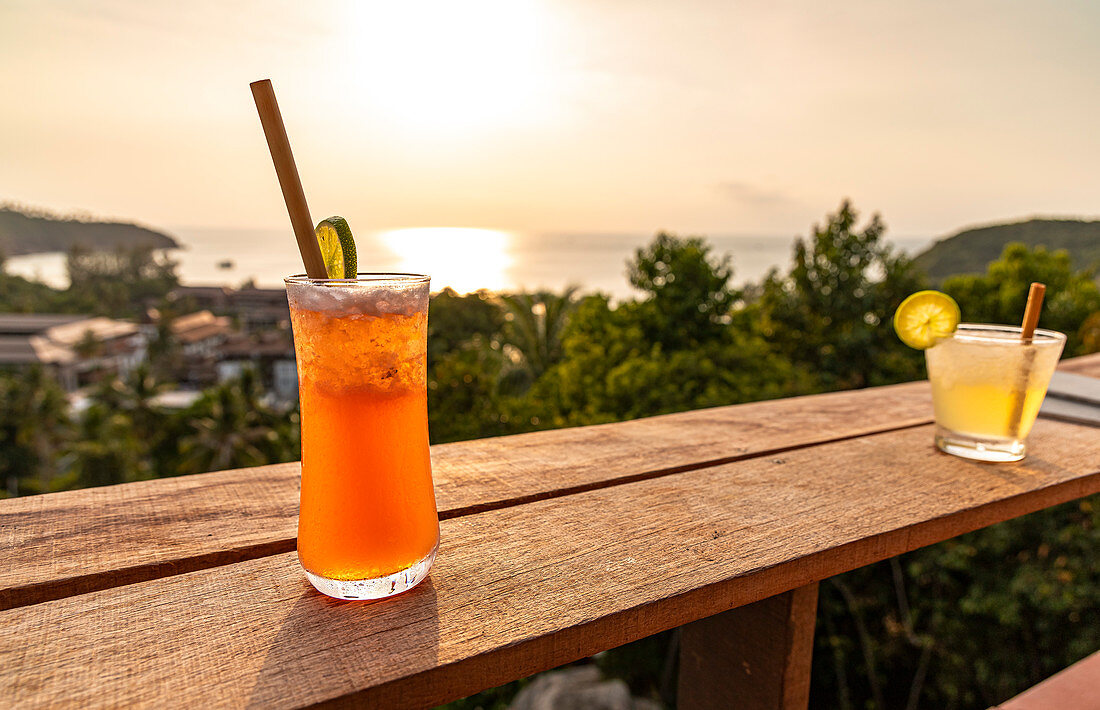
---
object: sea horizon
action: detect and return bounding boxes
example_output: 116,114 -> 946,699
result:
5,228 -> 936,301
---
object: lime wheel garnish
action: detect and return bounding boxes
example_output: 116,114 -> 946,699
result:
315,216 -> 357,279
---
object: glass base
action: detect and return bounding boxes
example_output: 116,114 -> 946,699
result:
303,543 -> 437,601
935,426 -> 1025,463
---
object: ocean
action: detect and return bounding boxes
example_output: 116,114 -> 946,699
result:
5,228 -> 935,301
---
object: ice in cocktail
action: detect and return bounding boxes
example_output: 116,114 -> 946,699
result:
924,324 -> 1065,462
286,274 -> 438,600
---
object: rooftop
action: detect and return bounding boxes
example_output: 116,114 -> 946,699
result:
0,336 -> 45,365
0,314 -> 86,336
170,311 -> 233,344
44,317 -> 140,347
0,313 -> 140,366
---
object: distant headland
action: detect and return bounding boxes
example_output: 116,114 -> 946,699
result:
913,217 -> 1100,281
0,202 -> 179,258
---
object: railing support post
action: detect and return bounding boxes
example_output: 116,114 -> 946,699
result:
678,582 -> 819,709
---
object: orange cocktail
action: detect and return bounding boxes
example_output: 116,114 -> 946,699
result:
286,274 -> 438,600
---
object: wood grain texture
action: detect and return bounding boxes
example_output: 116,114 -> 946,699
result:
1,381 -> 935,611
2,418 -> 1096,709
428,380 -> 935,516
997,650 -> 1100,710
1056,352 -> 1100,376
679,583 -> 818,710
0,462 -> 300,611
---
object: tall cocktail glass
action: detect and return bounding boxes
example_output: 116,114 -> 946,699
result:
925,323 -> 1065,462
285,273 -> 438,600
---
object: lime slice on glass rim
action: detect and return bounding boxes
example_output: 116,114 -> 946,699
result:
314,216 -> 358,279
893,290 -> 961,349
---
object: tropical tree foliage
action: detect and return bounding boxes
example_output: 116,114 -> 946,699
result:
943,242 -> 1100,356
428,288 -> 504,361
532,235 -> 816,427
811,497 -> 1100,709
499,286 -> 580,381
0,367 -> 71,497
627,232 -> 736,350
757,200 -> 928,389
62,404 -> 151,489
428,336 -> 517,443
0,245 -> 179,316
176,368 -> 297,474
65,245 -> 179,316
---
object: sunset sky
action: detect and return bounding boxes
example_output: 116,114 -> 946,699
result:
1,0 -> 1098,239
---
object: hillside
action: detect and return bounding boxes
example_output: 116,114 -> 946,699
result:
913,218 -> 1100,281
0,204 -> 178,258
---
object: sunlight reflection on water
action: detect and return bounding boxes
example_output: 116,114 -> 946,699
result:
378,227 -> 514,293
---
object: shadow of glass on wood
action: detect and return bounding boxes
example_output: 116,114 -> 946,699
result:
247,575 -> 440,708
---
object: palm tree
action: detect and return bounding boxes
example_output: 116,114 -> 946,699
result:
176,369 -> 285,474
0,367 -> 71,496
95,363 -> 167,441
146,305 -> 184,381
69,364 -> 171,483
64,405 -> 148,489
73,330 -> 102,359
499,286 -> 580,381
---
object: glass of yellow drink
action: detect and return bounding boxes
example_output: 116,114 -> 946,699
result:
925,324 -> 1065,462
285,273 -> 438,600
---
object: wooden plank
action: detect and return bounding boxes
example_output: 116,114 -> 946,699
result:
996,650 -> 1100,710
428,380 -> 933,516
1040,397 -> 1100,428
0,381 -> 935,611
679,583 -> 818,709
0,462 -> 301,611
1056,352 -> 1100,377
1046,372 -> 1100,406
2,418 -> 1096,709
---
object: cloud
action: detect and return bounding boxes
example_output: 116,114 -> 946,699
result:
714,180 -> 798,208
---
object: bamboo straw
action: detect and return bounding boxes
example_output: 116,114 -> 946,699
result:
1019,283 -> 1046,342
250,79 -> 328,279
1008,282 -> 1046,437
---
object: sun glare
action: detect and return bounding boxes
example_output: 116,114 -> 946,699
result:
379,227 -> 514,293
343,1 -> 552,132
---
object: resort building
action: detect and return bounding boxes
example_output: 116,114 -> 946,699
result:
0,313 -> 145,390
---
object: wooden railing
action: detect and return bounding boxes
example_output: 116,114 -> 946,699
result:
3,353 -> 1099,709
